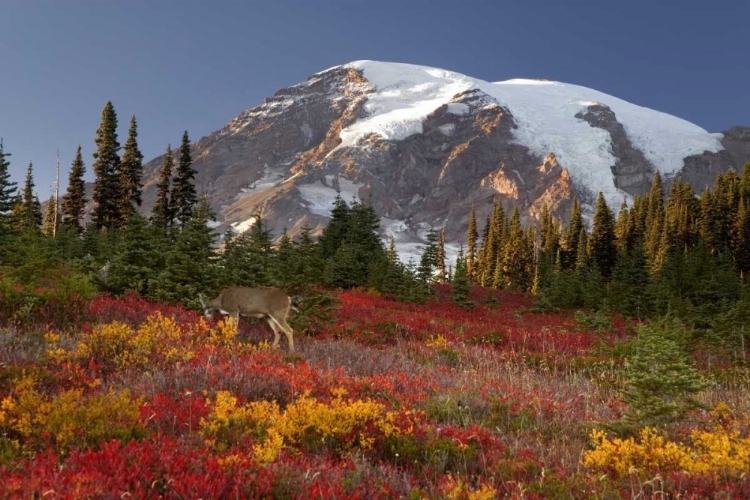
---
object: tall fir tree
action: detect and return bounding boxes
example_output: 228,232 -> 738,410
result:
417,227 -> 439,285
171,131 -> 198,227
452,246 -> 474,309
118,115 -> 144,219
42,194 -> 58,236
731,197 -> 750,278
91,101 -> 122,229
319,194 -> 351,259
0,138 -> 18,231
563,198 -> 584,271
644,172 -> 665,263
151,144 -> 174,230
13,162 -> 42,231
588,192 -> 617,278
435,226 -> 447,283
61,145 -> 87,232
152,196 -> 220,308
466,205 -> 478,279
622,318 -> 710,428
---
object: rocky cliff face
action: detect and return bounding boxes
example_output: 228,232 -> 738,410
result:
136,61 -> 749,260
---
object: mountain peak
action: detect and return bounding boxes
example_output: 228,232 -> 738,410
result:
137,61 -> 748,262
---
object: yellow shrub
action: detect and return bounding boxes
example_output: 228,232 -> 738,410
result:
53,313 -> 195,370
208,317 -> 239,348
584,412 -> 750,478
444,473 -> 498,500
0,374 -> 143,453
201,388 -> 402,462
426,334 -> 450,349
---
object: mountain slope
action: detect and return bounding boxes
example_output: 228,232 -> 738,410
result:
139,61 -> 750,261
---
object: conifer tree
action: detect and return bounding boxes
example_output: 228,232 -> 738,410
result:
588,192 -> 617,278
118,115 -> 144,218
417,227 -> 439,285
435,226 -> 447,283
319,194 -> 351,259
151,144 -> 174,230
42,195 -> 58,236
475,215 -> 492,285
563,199 -> 584,270
61,145 -> 87,232
101,213 -> 165,296
171,131 -> 198,226
466,205 -> 478,278
0,138 -> 18,230
622,318 -> 710,428
220,208 -> 275,288
731,197 -> 750,277
575,227 -> 589,272
14,162 -> 42,231
452,246 -> 474,309
740,162 -> 750,202
152,196 -> 220,308
91,101 -> 121,229
645,172 -> 665,263
497,207 -> 531,290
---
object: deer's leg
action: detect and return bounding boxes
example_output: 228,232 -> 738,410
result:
271,316 -> 295,353
266,317 -> 282,349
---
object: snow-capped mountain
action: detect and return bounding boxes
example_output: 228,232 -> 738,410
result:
140,61 -> 750,262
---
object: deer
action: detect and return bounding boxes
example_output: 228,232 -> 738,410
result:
198,287 -> 296,352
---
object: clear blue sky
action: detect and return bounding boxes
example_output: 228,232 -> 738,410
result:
1,0 -> 748,197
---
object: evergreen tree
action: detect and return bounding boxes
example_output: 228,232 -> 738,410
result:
118,115 -> 144,218
466,206 -> 478,279
324,197 -> 386,289
417,227 -> 439,285
151,196 -> 220,308
100,213 -> 166,296
220,208 -> 275,288
42,194 -> 58,236
622,318 -> 710,428
575,227 -> 589,272
452,246 -> 474,309
91,101 -> 122,229
563,199 -> 584,271
497,207 -> 532,290
731,197 -> 750,278
319,194 -> 351,259
14,162 -> 42,231
435,226 -> 447,283
588,192 -> 617,278
0,138 -> 18,231
740,162 -> 750,202
61,145 -> 87,232
171,131 -> 198,226
644,172 -> 665,263
151,144 -> 174,230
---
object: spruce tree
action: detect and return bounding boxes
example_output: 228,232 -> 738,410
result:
151,144 -> 174,230
91,101 -> 122,229
101,213 -> 165,296
417,227 -> 439,285
563,198 -> 584,271
466,205 -> 478,279
61,145 -> 88,232
740,162 -> 750,203
588,192 -> 617,278
435,226 -> 447,283
118,115 -> 144,219
731,198 -> 750,278
14,162 -> 42,231
622,318 -> 710,428
497,207 -> 531,290
152,196 -> 220,308
0,138 -> 18,231
645,172 -> 665,263
42,195 -> 58,236
452,246 -> 474,309
575,227 -> 589,272
319,194 -> 351,259
171,131 -> 198,227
